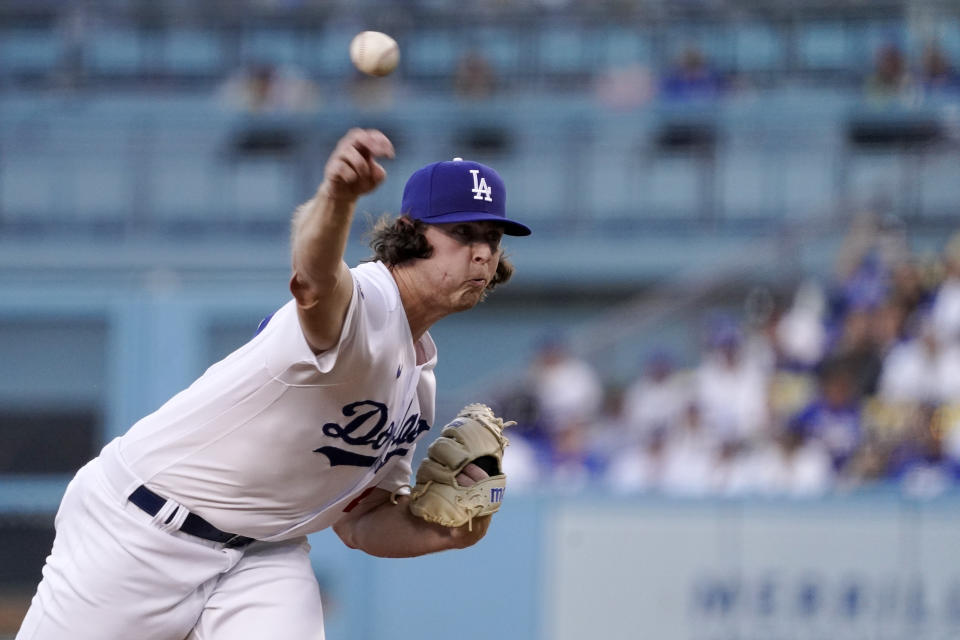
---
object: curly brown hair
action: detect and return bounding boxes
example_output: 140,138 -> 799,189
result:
365,214 -> 514,292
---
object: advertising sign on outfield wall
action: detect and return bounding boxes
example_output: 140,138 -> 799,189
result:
546,499 -> 960,640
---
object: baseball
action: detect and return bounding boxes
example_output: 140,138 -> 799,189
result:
349,31 -> 400,77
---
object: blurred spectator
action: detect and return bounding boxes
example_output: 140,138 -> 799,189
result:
942,405 -> 960,463
823,213 -> 914,396
454,50 -> 497,99
543,418 -> 607,492
659,46 -> 725,101
871,298 -> 910,357
775,279 -> 828,370
526,334 -> 604,436
828,305 -> 885,398
708,438 -> 755,496
495,386 -> 542,441
621,351 -> 689,443
864,43 -> 916,105
219,62 -> 320,114
788,358 -> 863,474
54,4 -> 89,88
220,62 -> 320,156
606,427 -> 669,494
919,42 -> 960,95
929,232 -> 960,344
887,258 -> 934,324
886,404 -> 960,497
877,314 -> 960,404
742,289 -> 780,376
659,403 -> 719,496
742,428 -> 834,497
594,63 -> 656,110
500,431 -> 542,491
832,246 -> 891,322
833,211 -> 908,297
588,385 -> 634,460
693,319 -> 771,443
843,426 -> 894,488
768,368 -> 818,429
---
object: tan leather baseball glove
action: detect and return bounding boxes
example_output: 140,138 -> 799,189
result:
408,403 -> 514,530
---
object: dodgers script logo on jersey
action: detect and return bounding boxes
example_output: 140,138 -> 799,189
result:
469,169 -> 493,202
313,400 -> 430,471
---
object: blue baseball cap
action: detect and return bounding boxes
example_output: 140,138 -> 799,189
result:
401,158 -> 532,236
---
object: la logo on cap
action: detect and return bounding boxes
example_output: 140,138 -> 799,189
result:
470,169 -> 493,202
452,157 -> 493,203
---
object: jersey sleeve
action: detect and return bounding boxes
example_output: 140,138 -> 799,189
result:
311,274 -> 362,374
263,266 -> 392,378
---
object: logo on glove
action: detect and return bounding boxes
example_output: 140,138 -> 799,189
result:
490,487 -> 504,503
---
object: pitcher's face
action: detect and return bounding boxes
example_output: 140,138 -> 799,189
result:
418,221 -> 504,312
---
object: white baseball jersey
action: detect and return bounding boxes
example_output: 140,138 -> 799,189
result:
115,260 -> 437,541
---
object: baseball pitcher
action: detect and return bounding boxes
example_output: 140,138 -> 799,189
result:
17,128 -> 530,640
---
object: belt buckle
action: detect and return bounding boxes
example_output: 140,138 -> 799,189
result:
223,534 -> 252,549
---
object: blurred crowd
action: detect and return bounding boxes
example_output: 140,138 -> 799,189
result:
864,41 -> 960,106
593,40 -> 960,110
498,214 -> 960,499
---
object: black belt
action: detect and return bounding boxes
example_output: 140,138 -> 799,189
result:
128,485 -> 255,549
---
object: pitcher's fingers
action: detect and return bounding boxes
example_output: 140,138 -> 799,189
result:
325,157 -> 360,185
337,144 -> 373,181
456,463 -> 489,487
369,159 -> 387,185
354,128 -> 395,160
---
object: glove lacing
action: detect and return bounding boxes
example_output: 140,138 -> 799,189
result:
455,492 -> 489,532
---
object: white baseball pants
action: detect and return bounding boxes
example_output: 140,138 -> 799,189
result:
16,440 -> 326,640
